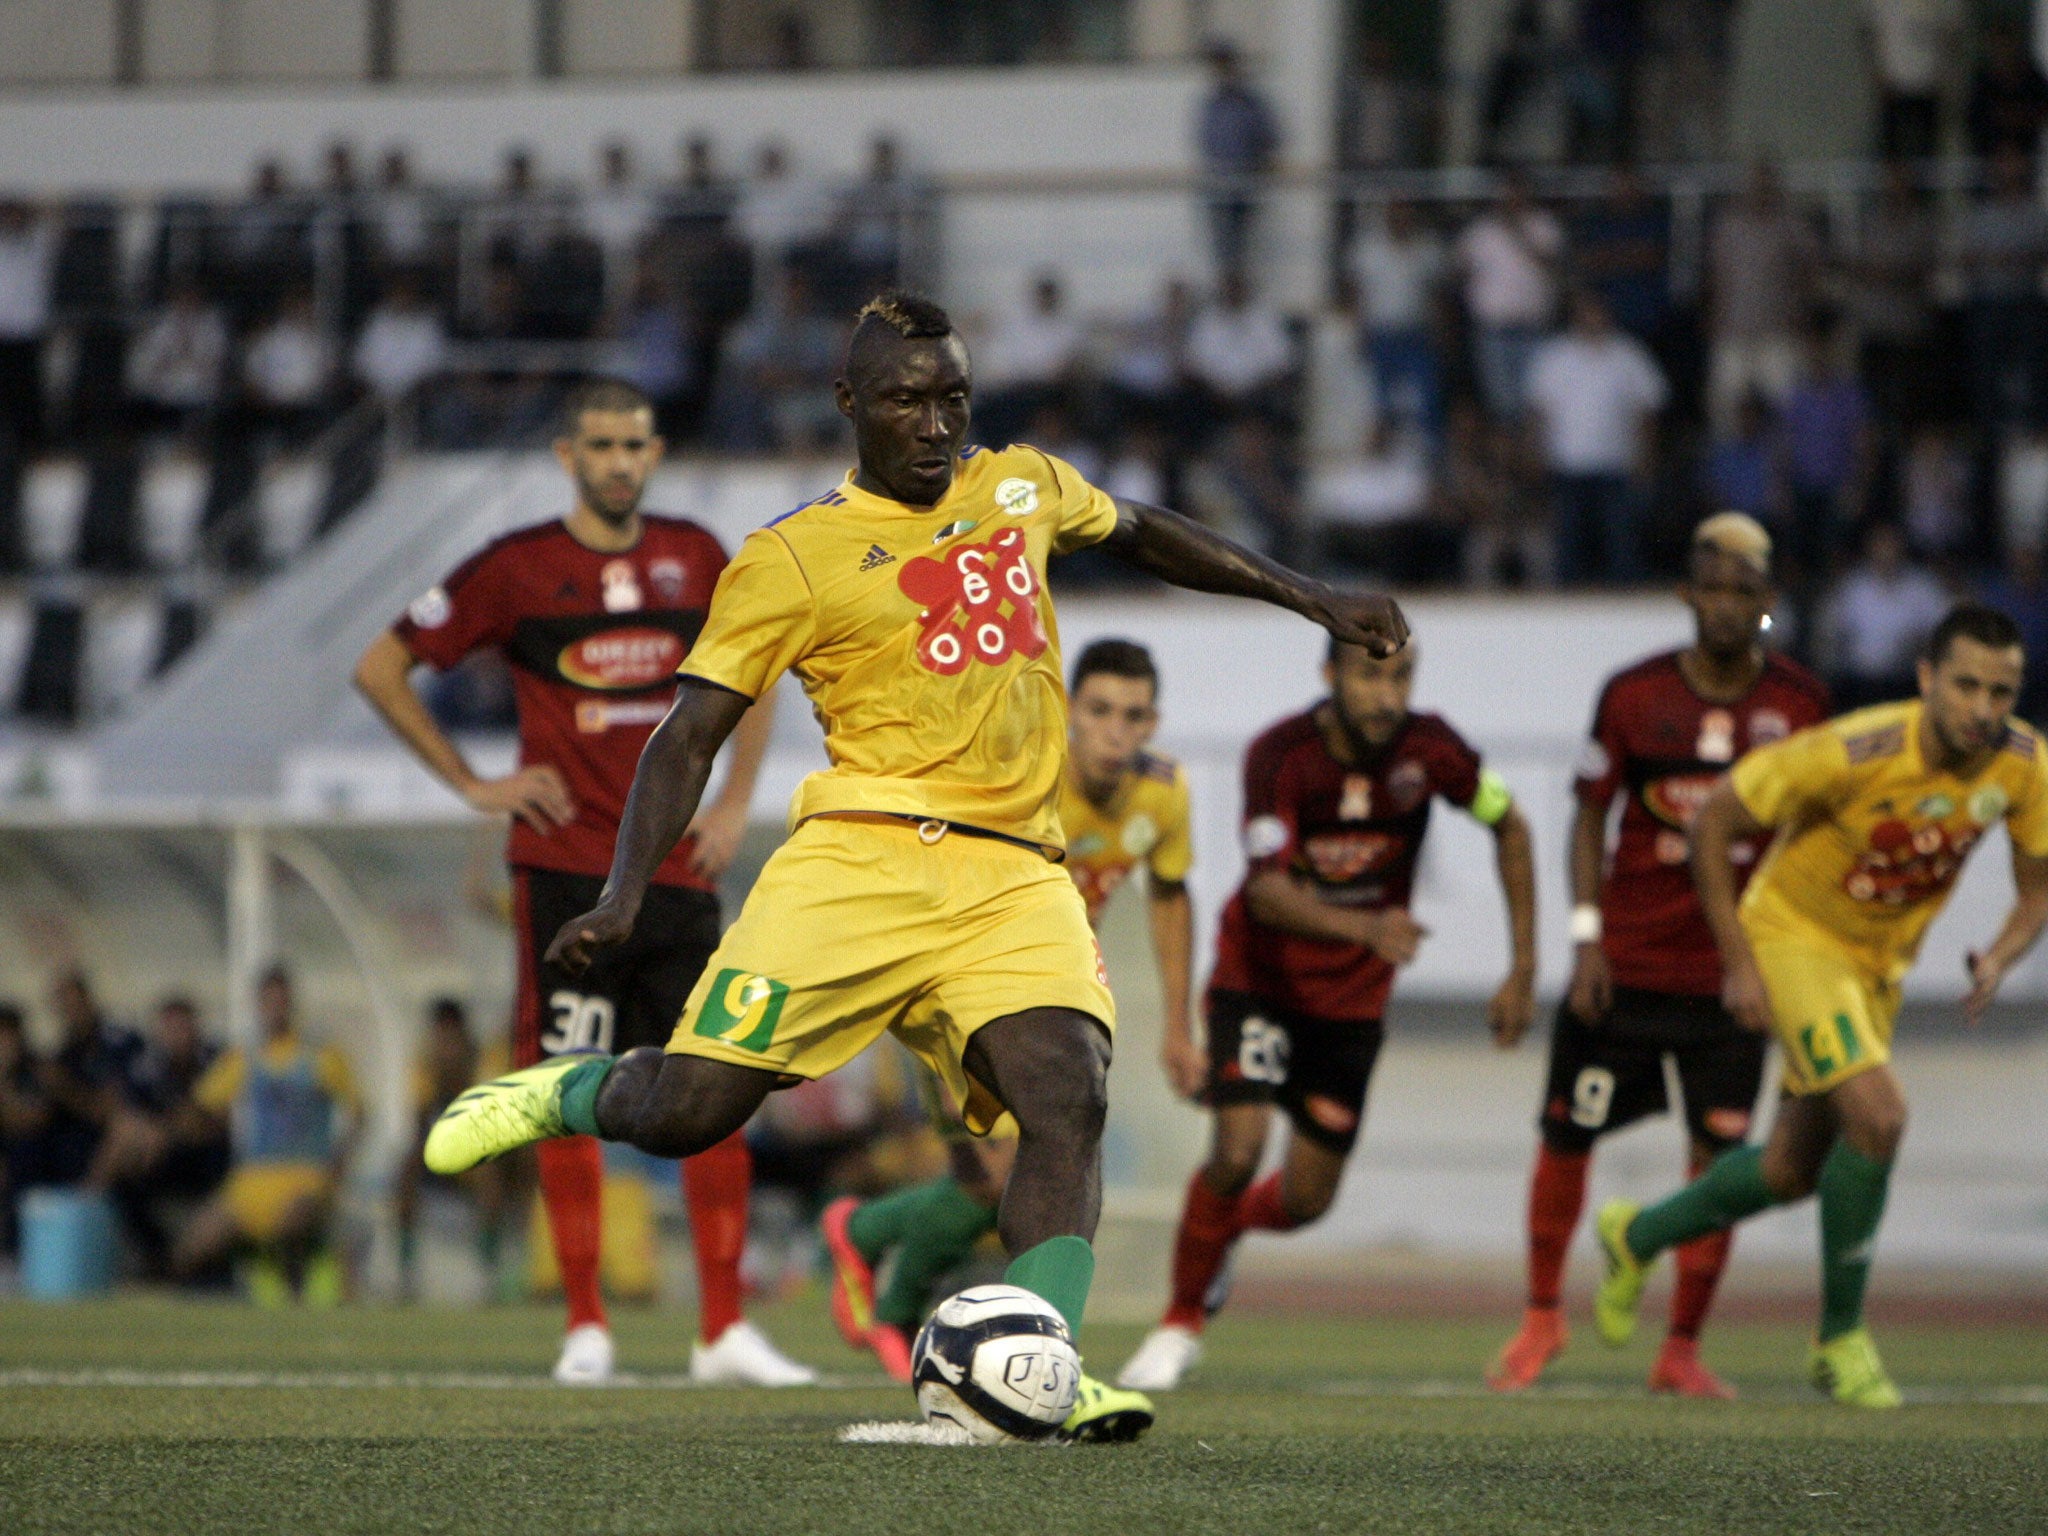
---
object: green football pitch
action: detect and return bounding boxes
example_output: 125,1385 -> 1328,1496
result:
2,1295 -> 2044,1534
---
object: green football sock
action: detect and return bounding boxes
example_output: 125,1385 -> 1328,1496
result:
1817,1143 -> 1893,1342
874,1176 -> 1002,1329
477,1218 -> 503,1272
396,1224 -> 417,1281
557,1056 -> 615,1138
1626,1143 -> 1781,1262
1004,1234 -> 1095,1336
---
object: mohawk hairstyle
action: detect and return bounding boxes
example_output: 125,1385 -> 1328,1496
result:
854,290 -> 953,339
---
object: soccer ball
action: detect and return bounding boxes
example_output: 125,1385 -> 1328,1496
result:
912,1284 -> 1081,1443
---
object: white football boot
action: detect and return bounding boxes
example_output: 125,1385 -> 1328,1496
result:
1116,1324 -> 1203,1392
689,1320 -> 819,1387
552,1323 -> 615,1385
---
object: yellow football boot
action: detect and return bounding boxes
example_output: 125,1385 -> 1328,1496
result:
1593,1199 -> 1649,1346
1060,1373 -> 1155,1444
424,1057 -> 586,1174
1810,1328 -> 1903,1409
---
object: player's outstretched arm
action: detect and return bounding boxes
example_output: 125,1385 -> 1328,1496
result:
1964,846 -> 2048,1022
546,679 -> 752,973
685,681 -> 778,880
1102,499 -> 1407,657
1564,797 -> 1613,1022
1245,870 -> 1425,963
1487,802 -> 1538,1048
1689,779 -> 1774,1033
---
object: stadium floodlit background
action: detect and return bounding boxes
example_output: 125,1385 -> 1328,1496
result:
0,3 -> 2045,1531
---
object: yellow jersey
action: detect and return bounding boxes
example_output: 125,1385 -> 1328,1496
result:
682,444 -> 1119,849
194,1034 -> 356,1164
1057,751 -> 1193,925
1731,699 -> 2048,979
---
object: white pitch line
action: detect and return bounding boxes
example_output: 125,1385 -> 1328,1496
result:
0,1367 -> 892,1392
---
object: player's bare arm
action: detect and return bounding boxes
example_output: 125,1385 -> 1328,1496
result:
1563,796 -> 1612,1023
1148,876 -> 1202,1098
1689,779 -> 1774,1033
683,683 -> 777,880
1488,802 -> 1539,1049
1964,845 -> 2048,1022
546,679 -> 752,971
1101,498 -> 1407,658
353,630 -> 575,832
1244,869 -> 1425,964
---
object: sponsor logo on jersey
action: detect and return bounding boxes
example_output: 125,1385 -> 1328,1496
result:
1642,772 -> 1719,831
1304,830 -> 1397,883
1749,708 -> 1790,744
1120,814 -> 1159,857
1388,760 -> 1428,812
600,559 -> 644,613
858,543 -> 897,571
1844,818 -> 1980,904
649,558 -> 686,601
558,627 -> 686,690
1696,709 -> 1736,763
1243,814 -> 1289,859
1339,774 -> 1373,821
408,586 -> 452,629
994,477 -> 1039,515
898,528 -> 1047,676
574,699 -> 671,733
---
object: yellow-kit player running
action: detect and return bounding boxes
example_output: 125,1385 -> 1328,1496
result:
421,291 -> 1406,1442
821,637 -> 1195,1383
1593,603 -> 2048,1407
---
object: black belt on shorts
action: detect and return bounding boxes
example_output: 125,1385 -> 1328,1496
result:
812,810 -> 1063,861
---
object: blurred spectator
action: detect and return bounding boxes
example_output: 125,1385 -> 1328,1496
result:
732,141 -> 834,278
975,273 -> 1085,449
1098,420 -> 1172,507
396,997 -> 508,1302
372,146 -> 438,272
1449,401 -> 1554,587
1966,22 -> 2048,164
1702,392 -> 1784,527
708,268 -> 842,453
1978,544 -> 2048,720
482,145 -> 550,268
1348,199 -> 1448,445
1818,521 -> 1950,706
352,270 -> 447,401
1480,0 -> 1565,166
173,966 -> 358,1303
1998,420 -> 2048,554
1570,166 -> 1672,347
32,971 -> 145,1191
520,220 -> 607,341
126,279 -> 229,433
1636,0 -> 1738,163
1338,31 -> 1439,173
1184,269 -> 1295,432
1862,0 -> 1961,160
0,1002 -> 51,1264
1844,161 -> 1939,424
1303,279 -> 1374,461
0,200 -> 54,449
1899,421 -> 1970,560
1778,325 -> 1875,582
1457,173 -> 1564,422
582,138 -> 656,287
665,133 -> 737,240
1565,0 -> 1646,163
1304,421 -> 1446,581
837,135 -> 930,305
1957,145 -> 2048,429
1528,289 -> 1666,583
221,158 -> 311,323
1185,414 -> 1301,560
241,287 -> 336,445
1195,38 -> 1281,277
1018,401 -> 1101,483
606,266 -> 698,438
1706,162 -> 1818,429
1102,276 -> 1197,442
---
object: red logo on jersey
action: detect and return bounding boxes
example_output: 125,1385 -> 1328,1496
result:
558,628 -> 686,690
1304,830 -> 1397,883
1642,772 -> 1720,831
897,528 -> 1047,675
1843,818 -> 1979,905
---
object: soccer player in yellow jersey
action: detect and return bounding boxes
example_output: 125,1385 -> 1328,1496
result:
1592,604 -> 2048,1407
819,637 -> 1195,1382
424,292 -> 1405,1440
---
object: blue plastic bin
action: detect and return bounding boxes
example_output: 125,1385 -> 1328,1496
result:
19,1187 -> 118,1299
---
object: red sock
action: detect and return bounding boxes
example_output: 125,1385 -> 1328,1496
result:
1236,1172 -> 1305,1235
1669,1154 -> 1733,1340
538,1135 -> 606,1331
1527,1145 -> 1591,1310
683,1130 -> 751,1344
1163,1169 -> 1244,1331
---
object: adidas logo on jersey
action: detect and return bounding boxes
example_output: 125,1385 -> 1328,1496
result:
859,544 -> 896,571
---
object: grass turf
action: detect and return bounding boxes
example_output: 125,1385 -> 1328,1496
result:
1,1295 -> 2044,1534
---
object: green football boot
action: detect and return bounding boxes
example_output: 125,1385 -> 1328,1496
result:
1592,1199 -> 1649,1347
423,1057 -> 588,1174
1060,1373 -> 1156,1444
1810,1328 -> 1903,1409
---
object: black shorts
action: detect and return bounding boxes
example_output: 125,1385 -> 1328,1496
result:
513,867 -> 721,1067
1204,989 -> 1384,1154
1538,987 -> 1768,1155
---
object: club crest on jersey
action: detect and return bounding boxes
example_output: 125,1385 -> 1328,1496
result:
1244,815 -> 1289,859
408,585 -> 451,629
994,477 -> 1039,515
932,519 -> 976,544
1388,760 -> 1427,812
600,559 -> 643,613
1696,709 -> 1736,763
649,558 -> 686,601
1120,814 -> 1159,857
1339,775 -> 1373,821
1970,785 -> 2009,824
898,527 -> 1047,676
1749,708 -> 1790,744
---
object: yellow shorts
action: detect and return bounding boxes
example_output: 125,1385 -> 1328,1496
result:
1750,924 -> 1901,1096
667,815 -> 1115,1136
224,1163 -> 332,1243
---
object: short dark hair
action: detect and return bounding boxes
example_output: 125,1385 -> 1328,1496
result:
429,996 -> 467,1027
1928,602 -> 2024,665
1070,638 -> 1159,698
562,376 -> 654,433
847,290 -> 955,381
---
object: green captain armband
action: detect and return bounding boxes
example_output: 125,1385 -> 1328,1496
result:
1468,769 -> 1513,827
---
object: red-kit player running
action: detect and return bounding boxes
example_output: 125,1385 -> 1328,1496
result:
354,377 -> 813,1386
1118,634 -> 1538,1391
1488,513 -> 1827,1398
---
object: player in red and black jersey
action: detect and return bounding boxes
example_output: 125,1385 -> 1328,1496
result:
1117,635 -> 1538,1392
354,378 -> 813,1387
1488,513 -> 1829,1399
